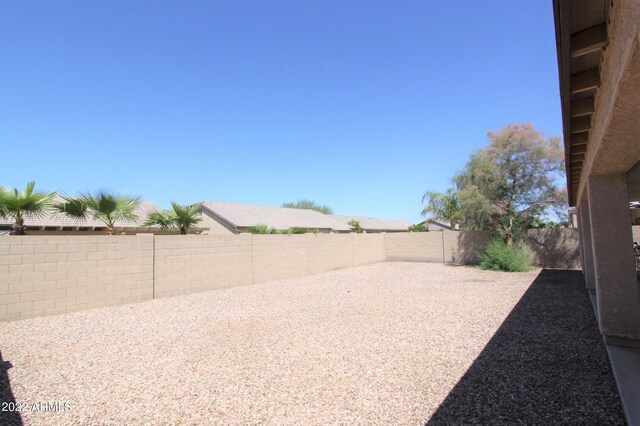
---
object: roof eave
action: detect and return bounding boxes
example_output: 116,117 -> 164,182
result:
553,0 -> 576,206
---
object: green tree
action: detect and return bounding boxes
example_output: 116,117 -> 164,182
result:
348,220 -> 364,233
454,124 -> 566,245
421,188 -> 462,230
408,223 -> 428,232
55,190 -> 141,235
282,199 -> 333,214
144,202 -> 202,235
0,181 -> 56,235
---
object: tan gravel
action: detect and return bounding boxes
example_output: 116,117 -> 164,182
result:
1,262 -> 541,425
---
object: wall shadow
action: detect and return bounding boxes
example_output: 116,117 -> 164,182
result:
525,229 -> 581,269
0,351 -> 23,426
426,269 -> 625,425
452,231 -> 489,265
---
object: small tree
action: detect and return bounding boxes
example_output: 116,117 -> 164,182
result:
282,199 -> 333,215
348,220 -> 364,233
421,188 -> 461,230
0,181 -> 56,235
55,190 -> 141,235
144,202 -> 202,235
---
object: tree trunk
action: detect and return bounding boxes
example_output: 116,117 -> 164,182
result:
180,227 -> 187,235
107,225 -> 114,235
506,217 -> 514,246
12,217 -> 26,235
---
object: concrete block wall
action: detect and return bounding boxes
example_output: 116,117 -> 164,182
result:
251,235 -> 310,284
525,228 -> 581,269
443,231 -> 489,265
0,234 -> 387,321
309,234 -> 355,275
352,234 -> 386,266
385,232 -> 445,262
0,229 -> 582,322
386,231 -> 487,265
154,234 -> 252,298
386,230 -> 580,268
156,234 -> 386,288
0,235 -> 153,322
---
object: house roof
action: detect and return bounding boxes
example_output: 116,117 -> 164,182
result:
416,219 -> 457,230
330,215 -> 411,231
201,201 -> 352,231
0,196 -> 162,229
428,220 -> 453,230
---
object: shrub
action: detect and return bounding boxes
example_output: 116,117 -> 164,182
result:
281,227 -> 311,234
247,224 -> 278,234
408,223 -> 428,232
348,220 -> 364,233
480,240 -> 531,272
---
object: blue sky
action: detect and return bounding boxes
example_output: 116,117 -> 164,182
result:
0,1 -> 562,223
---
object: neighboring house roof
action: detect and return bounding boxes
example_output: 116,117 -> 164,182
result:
200,201 -> 352,232
330,215 -> 411,232
420,219 -> 458,231
0,196 -> 162,229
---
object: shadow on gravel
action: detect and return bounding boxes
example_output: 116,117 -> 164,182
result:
0,351 -> 23,426
426,269 -> 625,425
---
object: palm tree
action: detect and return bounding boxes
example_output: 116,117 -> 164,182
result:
55,190 -> 141,235
144,202 -> 202,235
0,181 -> 56,235
421,188 -> 462,231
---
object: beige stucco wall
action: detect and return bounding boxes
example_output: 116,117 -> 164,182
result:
576,1 -> 640,203
197,211 -> 237,235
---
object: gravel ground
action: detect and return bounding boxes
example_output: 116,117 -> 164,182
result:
0,262 -> 623,425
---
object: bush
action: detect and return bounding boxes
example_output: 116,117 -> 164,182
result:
282,227 -> 311,234
480,240 -> 531,272
348,220 -> 364,233
408,223 -> 428,232
247,224 -> 278,234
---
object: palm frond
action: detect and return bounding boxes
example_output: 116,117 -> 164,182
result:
54,197 -> 90,223
0,181 -> 57,220
0,187 -> 10,219
75,189 -> 141,227
143,210 -> 176,230
170,201 -> 202,234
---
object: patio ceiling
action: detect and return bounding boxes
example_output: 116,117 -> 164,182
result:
554,0 -> 610,206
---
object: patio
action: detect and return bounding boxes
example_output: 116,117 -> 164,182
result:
0,262 -> 623,425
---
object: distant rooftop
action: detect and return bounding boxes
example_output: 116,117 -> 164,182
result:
330,215 -> 411,232
201,201 -> 353,232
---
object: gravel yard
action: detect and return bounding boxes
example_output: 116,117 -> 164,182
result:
0,262 -> 623,425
